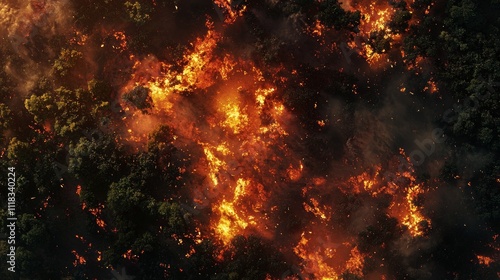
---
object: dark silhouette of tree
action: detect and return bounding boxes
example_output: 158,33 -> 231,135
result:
123,85 -> 153,112
213,235 -> 288,280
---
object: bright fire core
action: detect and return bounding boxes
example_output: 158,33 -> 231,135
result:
118,11 -> 432,278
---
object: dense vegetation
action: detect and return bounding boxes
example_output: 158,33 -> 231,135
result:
0,0 -> 499,279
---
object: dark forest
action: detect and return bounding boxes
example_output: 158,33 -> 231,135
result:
0,0 -> 499,279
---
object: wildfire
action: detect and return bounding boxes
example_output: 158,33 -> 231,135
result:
477,255 -> 494,266
303,197 -> 330,221
293,232 -> 365,279
402,183 -> 426,236
345,150 -> 430,237
345,246 -> 364,276
341,1 -> 407,65
424,78 -> 439,93
202,144 -> 228,186
287,162 -> 304,181
294,232 -> 339,280
213,0 -> 247,24
117,3 -> 432,277
221,101 -> 249,134
82,202 -> 107,230
71,250 -> 86,266
309,19 -> 326,37
213,178 -> 270,244
358,4 -> 395,34
388,149 -> 431,237
124,19 -> 223,114
179,20 -> 221,89
112,31 -> 127,52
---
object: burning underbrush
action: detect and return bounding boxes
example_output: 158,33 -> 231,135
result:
112,14 -> 437,278
2,0 -> 498,279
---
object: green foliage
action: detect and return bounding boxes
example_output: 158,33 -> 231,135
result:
214,235 -> 288,280
254,37 -> 285,65
16,247 -> 43,278
185,240 -> 219,278
6,137 -> 31,162
389,8 -> 412,33
125,1 -> 153,26
53,48 -> 83,77
24,87 -> 108,138
69,136 -> 124,203
73,0 -> 122,31
317,0 -> 360,30
0,103 -> 12,131
18,214 -> 50,249
107,177 -> 147,216
158,201 -> 185,234
14,214 -> 61,278
0,52 -> 14,103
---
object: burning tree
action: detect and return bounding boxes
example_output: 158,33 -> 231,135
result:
0,0 -> 499,279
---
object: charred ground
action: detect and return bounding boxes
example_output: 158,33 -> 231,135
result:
0,0 -> 499,279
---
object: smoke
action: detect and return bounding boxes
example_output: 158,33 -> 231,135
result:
2,0 -> 497,279
1,0 -> 74,100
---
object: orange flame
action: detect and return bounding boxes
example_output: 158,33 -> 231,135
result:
213,0 -> 247,24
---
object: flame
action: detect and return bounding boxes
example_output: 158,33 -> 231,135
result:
220,101 -> 249,134
303,197 -> 330,221
213,0 -> 247,24
293,232 -> 339,280
124,20 -> 223,114
81,203 -> 107,230
117,5 -> 433,277
345,246 -> 364,276
309,19 -> 326,37
112,31 -> 127,52
345,150 -> 430,237
388,149 -> 431,237
202,144 -> 227,186
287,162 -> 304,181
342,1 -> 402,65
401,182 -> 426,236
476,255 -> 494,266
69,30 -> 88,46
424,78 -> 438,93
213,178 -> 270,244
71,250 -> 86,266
179,21 -> 221,89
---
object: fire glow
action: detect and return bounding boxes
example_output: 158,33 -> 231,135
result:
114,12 -> 434,276
2,0 -> 497,278
23,0 -> 437,277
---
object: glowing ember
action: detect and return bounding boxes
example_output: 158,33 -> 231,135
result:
294,232 -> 338,279
213,178 -> 270,244
424,78 -> 439,93
71,250 -> 86,266
213,0 -> 247,24
309,19 -> 326,37
345,246 -> 364,277
342,1 -> 401,65
402,183 -> 426,236
220,101 -> 249,134
477,255 -> 494,266
2,0 -> 497,278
